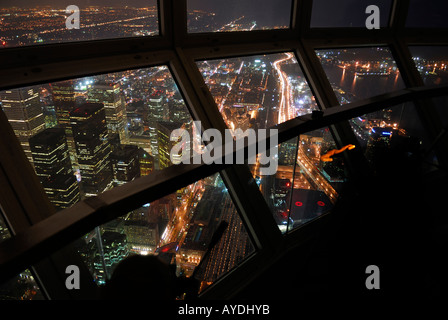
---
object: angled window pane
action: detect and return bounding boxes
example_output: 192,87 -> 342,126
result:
252,128 -> 348,234
0,214 -> 45,300
0,212 -> 10,244
432,97 -> 448,128
197,53 -> 319,130
0,269 -> 45,300
187,0 -> 292,33
406,0 -> 448,28
316,47 -> 405,105
311,0 -> 392,28
351,102 -> 440,173
410,46 -> 448,87
0,66 -> 194,211
69,173 -> 254,297
0,1 -> 158,49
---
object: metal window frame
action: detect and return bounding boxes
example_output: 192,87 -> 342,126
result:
0,0 -> 446,299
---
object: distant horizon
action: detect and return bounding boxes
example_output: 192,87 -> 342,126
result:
0,1 -> 157,9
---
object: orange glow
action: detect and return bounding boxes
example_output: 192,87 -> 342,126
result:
321,144 -> 356,162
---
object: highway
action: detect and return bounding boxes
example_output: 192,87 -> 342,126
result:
159,181 -> 205,248
273,52 -> 295,124
296,146 -> 338,204
273,53 -> 338,204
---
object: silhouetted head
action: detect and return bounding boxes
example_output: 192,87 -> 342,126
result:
101,255 -> 176,300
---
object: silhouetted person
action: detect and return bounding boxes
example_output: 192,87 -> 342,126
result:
317,135 -> 448,302
100,255 -> 176,300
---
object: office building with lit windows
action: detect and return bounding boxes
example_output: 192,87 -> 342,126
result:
50,80 -> 78,166
70,103 -> 114,197
110,144 -> 141,185
29,128 -> 81,210
0,87 -> 46,164
157,120 -> 185,170
87,82 -> 127,143
0,0 -> 447,307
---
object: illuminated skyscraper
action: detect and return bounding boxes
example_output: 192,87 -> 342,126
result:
156,121 -> 184,170
51,81 -> 76,129
138,148 -> 154,176
29,128 -> 81,210
87,82 -> 127,143
0,87 -> 46,164
95,231 -> 129,284
70,103 -> 113,197
50,81 -> 78,167
110,144 -> 141,186
148,90 -> 166,156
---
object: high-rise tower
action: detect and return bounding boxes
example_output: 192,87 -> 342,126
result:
29,127 -> 81,210
70,103 -> 113,197
87,82 -> 127,143
50,81 -> 79,167
0,87 -> 46,164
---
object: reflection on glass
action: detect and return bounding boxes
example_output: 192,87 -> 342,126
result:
71,173 -> 254,295
406,0 -> 448,28
316,47 -> 405,105
410,46 -> 448,86
0,213 -> 10,244
253,128 -> 347,234
187,0 -> 292,33
0,214 -> 45,300
0,1 -> 158,49
351,102 -> 439,172
0,66 -> 193,211
311,0 -> 392,28
432,97 -> 448,128
197,53 -> 318,131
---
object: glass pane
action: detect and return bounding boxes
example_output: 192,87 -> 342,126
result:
432,97 -> 448,128
253,128 -> 348,234
0,269 -> 45,300
72,173 -> 254,297
410,46 -> 448,86
187,0 -> 292,33
0,1 -> 158,49
197,53 -> 319,130
316,47 -> 405,105
407,0 -> 448,28
311,0 -> 392,28
352,102 -> 440,172
0,213 -> 10,244
0,65 -> 194,211
0,214 -> 45,300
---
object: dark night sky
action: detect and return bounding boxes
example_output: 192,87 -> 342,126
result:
311,0 -> 393,27
188,0 -> 293,26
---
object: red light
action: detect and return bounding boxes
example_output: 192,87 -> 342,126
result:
317,201 -> 325,207
2,41 -> 5,46
286,182 -> 291,187
295,201 -> 303,207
